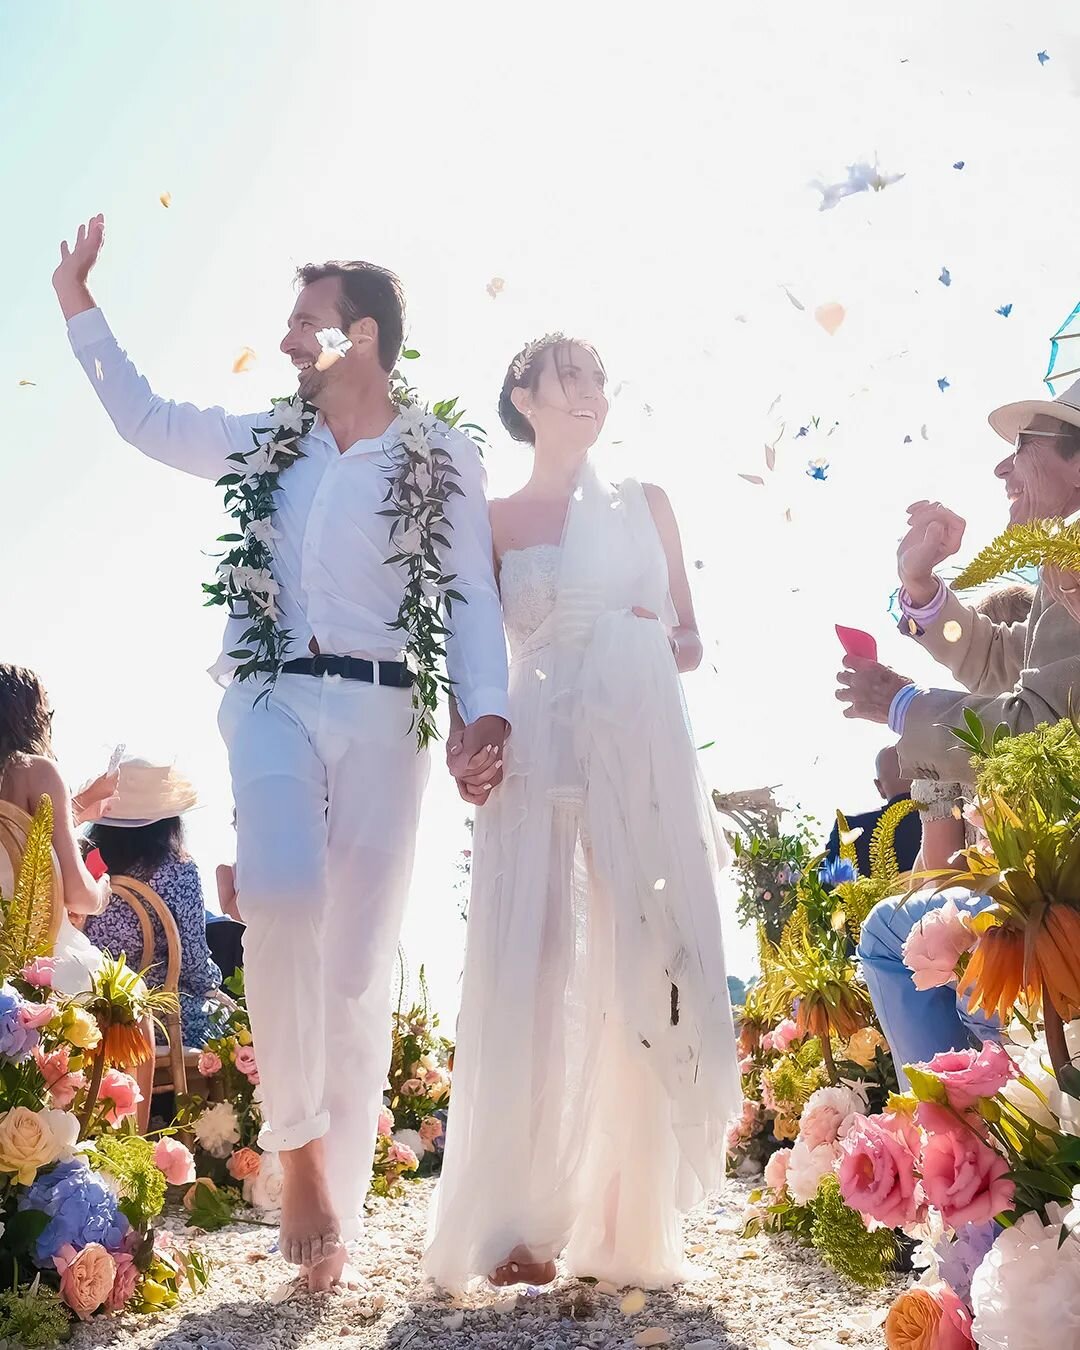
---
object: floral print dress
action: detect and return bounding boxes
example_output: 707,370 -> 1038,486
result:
84,856 -> 222,1048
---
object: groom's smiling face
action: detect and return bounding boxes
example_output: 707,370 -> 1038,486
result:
280,277 -> 371,404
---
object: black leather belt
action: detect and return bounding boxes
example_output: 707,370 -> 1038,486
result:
281,655 -> 414,688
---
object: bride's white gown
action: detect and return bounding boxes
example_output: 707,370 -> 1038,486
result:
424,468 -> 741,1292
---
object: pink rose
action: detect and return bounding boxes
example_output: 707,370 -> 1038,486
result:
32,1045 -> 86,1110
197,1051 -> 223,1076
153,1136 -> 196,1186
763,1146 -> 792,1197
377,1106 -> 394,1138
918,1103 -> 1014,1226
97,1068 -> 142,1125
738,1055 -> 754,1074
419,1115 -> 443,1146
837,1112 -> 923,1228
938,1283 -> 977,1349
233,1045 -> 257,1077
759,1033 -> 775,1054
799,1086 -> 864,1150
21,957 -> 55,988
902,897 -> 976,991
105,1250 -> 139,1313
387,1140 -> 419,1169
226,1146 -> 262,1180
399,1078 -> 424,1096
919,1041 -> 1018,1110
19,1001 -> 57,1031
770,1017 -> 802,1053
53,1242 -> 116,1320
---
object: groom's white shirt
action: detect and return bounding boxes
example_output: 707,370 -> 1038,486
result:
68,307 -> 509,725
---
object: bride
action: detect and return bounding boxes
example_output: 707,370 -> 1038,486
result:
424,334 -> 740,1292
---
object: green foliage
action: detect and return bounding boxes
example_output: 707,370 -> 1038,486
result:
388,965 -> 452,1134
954,516 -> 1080,590
184,1180 -> 240,1232
973,717 -> 1080,822
89,1132 -> 167,1227
0,796 -> 55,975
730,812 -> 821,942
763,1038 -> 829,1115
809,1175 -> 898,1288
0,1280 -> 71,1347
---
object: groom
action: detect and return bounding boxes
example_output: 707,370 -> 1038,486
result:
53,216 -> 509,1289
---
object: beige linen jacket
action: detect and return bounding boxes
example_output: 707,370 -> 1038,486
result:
898,581 -> 1080,785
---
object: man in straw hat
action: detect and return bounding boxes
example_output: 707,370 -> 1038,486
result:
53,217 -> 510,1290
835,379 -> 1080,1077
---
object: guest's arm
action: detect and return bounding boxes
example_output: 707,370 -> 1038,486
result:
643,483 -> 703,673
23,761 -> 110,917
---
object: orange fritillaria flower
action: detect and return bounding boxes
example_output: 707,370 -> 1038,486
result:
959,924 -> 1038,1023
1034,905 -> 1080,1021
101,1018 -> 154,1070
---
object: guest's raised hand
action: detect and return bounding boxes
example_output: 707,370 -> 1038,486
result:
1044,564 -> 1080,626
835,656 -> 913,724
898,500 -> 966,602
53,214 -> 105,318
71,768 -> 119,826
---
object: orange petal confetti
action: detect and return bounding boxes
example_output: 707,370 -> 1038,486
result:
943,620 -> 963,643
620,1289 -> 647,1316
485,277 -> 505,299
814,301 -> 846,335
17,379 -> 35,387
159,192 -> 172,208
232,347 -> 257,374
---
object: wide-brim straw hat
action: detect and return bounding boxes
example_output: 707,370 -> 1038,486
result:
98,758 -> 199,828
989,376 -> 1080,444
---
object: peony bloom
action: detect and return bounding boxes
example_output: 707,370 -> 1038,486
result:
226,1147 -> 262,1181
763,1146 -> 792,1198
97,1068 -> 142,1126
63,1006 -> 102,1052
197,1051 -> 223,1077
885,1287 -> 944,1350
738,1054 -> 755,1074
419,1115 -> 444,1148
844,1026 -> 889,1069
798,1084 -> 866,1150
377,1106 -> 395,1138
971,1203 -> 1080,1350
153,1137 -> 196,1187
387,1140 -> 420,1170
838,1112 -> 922,1228
786,1137 -> 839,1204
22,957 -> 56,988
244,1149 -> 283,1213
33,1044 -> 86,1110
192,1100 -> 241,1159
918,1042 -> 1017,1110
770,1017 -> 803,1054
902,897 -> 976,991
53,1241 -> 116,1320
0,1106 -> 76,1185
398,1077 -> 424,1096
19,1001 -> 57,1031
393,1127 -> 426,1160
918,1103 -> 1014,1227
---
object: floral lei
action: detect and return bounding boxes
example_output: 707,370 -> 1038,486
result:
203,343 -> 473,749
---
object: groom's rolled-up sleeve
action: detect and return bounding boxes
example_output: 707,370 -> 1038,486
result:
441,430 -> 510,727
67,307 -> 260,481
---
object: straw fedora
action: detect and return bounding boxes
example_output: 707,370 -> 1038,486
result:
989,376 -> 1080,444
98,758 -> 199,828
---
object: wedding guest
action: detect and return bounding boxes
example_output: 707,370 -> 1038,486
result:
208,856 -> 245,977
843,382 -> 1080,1078
84,758 -> 223,1049
823,745 -> 920,877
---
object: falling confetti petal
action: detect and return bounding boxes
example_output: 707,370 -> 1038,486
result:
485,277 -> 505,299
814,302 -> 846,335
795,426 -> 809,439
159,192 -> 172,208
17,379 -> 35,387
996,303 -> 1013,318
693,559 -> 705,569
94,358 -> 104,382
739,474 -> 765,487
784,508 -> 793,523
643,403 -> 654,417
806,458 -> 829,481
921,424 -> 929,440
573,486 -> 584,501
953,161 -> 966,170
535,669 -> 547,681
620,1289 -> 648,1316
653,878 -> 667,891
634,1331 -> 671,1348
734,313 -> 749,324
809,157 -> 905,211
943,620 -> 963,643
904,435 -> 912,444
1038,50 -> 1050,65
781,285 -> 805,311
939,267 -> 952,287
766,393 -> 782,415
232,347 -> 257,374
840,827 -> 864,846
765,442 -> 777,472
937,377 -> 950,392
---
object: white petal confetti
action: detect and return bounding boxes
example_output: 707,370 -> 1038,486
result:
595,1281 -> 620,1296
943,619 -> 963,643
781,285 -> 805,311
232,347 -> 257,374
486,277 -> 505,299
620,1288 -> 647,1316
94,358 -> 104,382
535,669 -> 547,681
840,827 -> 864,846
653,878 -> 667,891
159,191 -> 172,208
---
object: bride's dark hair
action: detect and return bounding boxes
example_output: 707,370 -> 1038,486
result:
498,335 -> 605,445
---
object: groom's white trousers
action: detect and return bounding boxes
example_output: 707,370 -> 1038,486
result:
218,673 -> 429,1240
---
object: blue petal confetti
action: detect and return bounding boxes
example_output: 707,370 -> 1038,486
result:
795,426 -> 809,438
904,435 -> 913,444
996,303 -> 1013,318
953,161 -> 965,170
1038,50 -> 1050,65
939,267 -> 952,287
806,459 -> 829,481
938,377 -> 950,392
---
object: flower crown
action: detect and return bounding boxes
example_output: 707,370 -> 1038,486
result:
510,332 -> 566,383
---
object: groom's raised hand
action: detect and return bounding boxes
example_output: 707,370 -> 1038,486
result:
53,214 -> 105,320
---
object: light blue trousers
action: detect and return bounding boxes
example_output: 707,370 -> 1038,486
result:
857,888 -> 999,1088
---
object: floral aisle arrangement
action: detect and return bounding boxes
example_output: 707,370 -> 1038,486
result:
729,806 -> 820,943
0,800 -> 207,1345
380,964 -> 451,1191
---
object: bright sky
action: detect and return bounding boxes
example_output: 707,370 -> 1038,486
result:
4,2 -> 1080,1013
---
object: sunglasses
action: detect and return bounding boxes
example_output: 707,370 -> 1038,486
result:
1013,429 -> 1076,452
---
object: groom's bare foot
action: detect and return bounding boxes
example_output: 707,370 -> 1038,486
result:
490,1244 -> 557,1287
305,1241 -> 347,1293
279,1140 -> 342,1269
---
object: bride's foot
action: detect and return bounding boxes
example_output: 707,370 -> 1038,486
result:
279,1140 -> 342,1269
490,1245 -> 557,1287
305,1241 -> 348,1293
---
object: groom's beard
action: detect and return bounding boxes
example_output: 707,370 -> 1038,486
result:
299,367 -> 330,406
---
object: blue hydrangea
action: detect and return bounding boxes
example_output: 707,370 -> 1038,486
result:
431,1108 -> 448,1156
819,857 -> 858,889
936,1220 -> 1000,1303
18,1159 -> 130,1266
0,983 -> 39,1064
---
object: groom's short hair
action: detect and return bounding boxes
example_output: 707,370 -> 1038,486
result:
295,261 -> 405,373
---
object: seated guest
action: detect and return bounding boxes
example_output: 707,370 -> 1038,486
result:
207,860 -> 245,976
824,745 -> 921,877
84,758 -> 223,1048
840,381 -> 1080,1077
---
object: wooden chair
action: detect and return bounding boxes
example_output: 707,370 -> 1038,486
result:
0,800 -> 66,944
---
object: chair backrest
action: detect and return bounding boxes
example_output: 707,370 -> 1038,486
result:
0,800 -> 66,943
108,876 -> 182,993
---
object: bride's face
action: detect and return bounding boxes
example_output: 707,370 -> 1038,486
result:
526,344 -> 608,453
